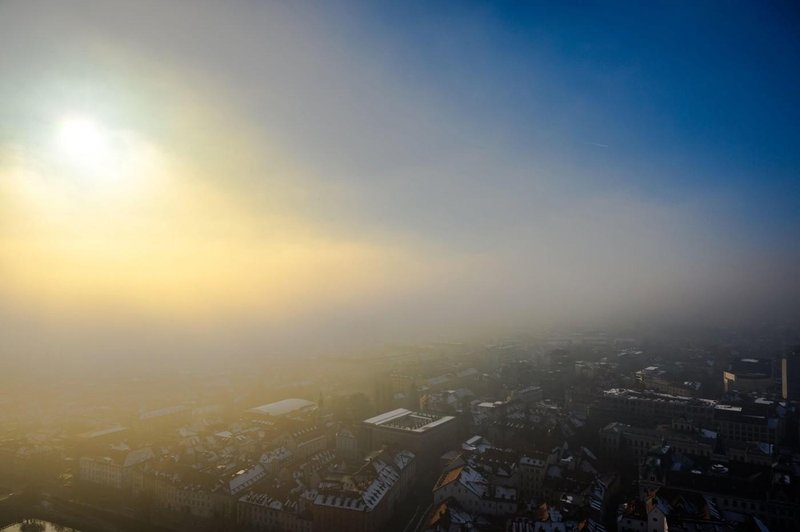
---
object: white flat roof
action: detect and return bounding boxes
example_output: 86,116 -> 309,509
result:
248,398 -> 316,417
363,408 -> 455,432
363,408 -> 411,425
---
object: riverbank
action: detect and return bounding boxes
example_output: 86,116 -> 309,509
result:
0,491 -> 174,532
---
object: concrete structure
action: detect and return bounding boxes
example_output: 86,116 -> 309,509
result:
362,408 -> 458,469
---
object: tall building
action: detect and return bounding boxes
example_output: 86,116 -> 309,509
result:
781,347 -> 800,401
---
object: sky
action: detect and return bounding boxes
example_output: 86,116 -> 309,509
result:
0,1 -> 798,364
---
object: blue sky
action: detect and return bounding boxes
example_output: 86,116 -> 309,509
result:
346,1 -> 800,238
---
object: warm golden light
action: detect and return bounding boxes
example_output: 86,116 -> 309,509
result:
55,114 -> 115,174
0,94 -> 434,320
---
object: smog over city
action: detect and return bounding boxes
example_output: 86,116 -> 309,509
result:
0,2 -> 798,532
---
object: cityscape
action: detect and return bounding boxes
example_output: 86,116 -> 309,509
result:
1,2 -> 799,532
1,332 -> 800,531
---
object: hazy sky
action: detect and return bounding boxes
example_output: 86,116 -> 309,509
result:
1,1 -> 798,362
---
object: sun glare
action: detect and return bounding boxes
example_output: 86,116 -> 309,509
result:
55,114 -> 114,173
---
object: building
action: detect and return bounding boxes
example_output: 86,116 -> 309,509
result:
618,488 -> 733,532
423,498 -> 490,531
635,366 -> 702,397
143,464 -> 226,519
237,490 -> 313,532
732,357 -> 773,375
311,448 -> 416,532
290,426 -> 327,459
724,357 -> 774,394
596,388 -> 784,444
600,422 -> 716,461
432,465 -> 517,517
247,398 -> 318,419
420,388 -> 475,414
781,347 -> 800,401
362,408 -> 458,469
596,388 -> 715,426
335,428 -> 359,460
636,444 -> 799,530
258,447 -> 293,475
723,370 -> 773,394
509,385 -> 543,407
712,404 -> 783,445
78,445 -> 154,490
518,452 -> 548,500
75,426 -> 130,453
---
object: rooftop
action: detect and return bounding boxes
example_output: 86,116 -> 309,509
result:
363,408 -> 455,433
247,398 -> 317,417
603,388 -> 716,405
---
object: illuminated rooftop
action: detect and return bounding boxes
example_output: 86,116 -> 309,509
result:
247,398 -> 317,417
363,408 -> 455,433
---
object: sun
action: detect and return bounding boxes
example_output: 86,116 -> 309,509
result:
55,114 -> 115,173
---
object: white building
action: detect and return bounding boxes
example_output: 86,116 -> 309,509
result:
79,445 -> 153,490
